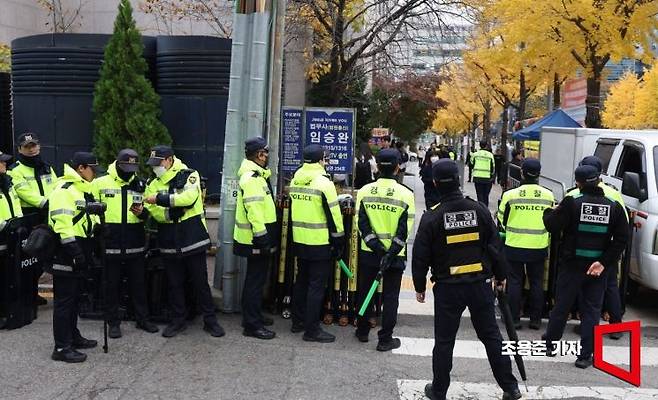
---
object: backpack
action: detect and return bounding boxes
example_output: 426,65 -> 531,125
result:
22,182 -> 87,261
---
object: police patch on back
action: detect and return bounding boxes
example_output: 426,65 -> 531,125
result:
580,203 -> 610,224
444,210 -> 478,230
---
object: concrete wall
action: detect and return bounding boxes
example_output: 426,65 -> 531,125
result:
0,0 -> 48,44
283,33 -> 309,107
0,0 -> 231,45
73,0 -> 232,37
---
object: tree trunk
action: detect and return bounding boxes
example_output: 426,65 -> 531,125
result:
328,0 -> 346,106
483,102 -> 492,140
585,71 -> 602,128
471,113 -> 479,148
329,77 -> 345,107
553,73 -> 561,110
518,70 -> 527,123
501,102 -> 509,162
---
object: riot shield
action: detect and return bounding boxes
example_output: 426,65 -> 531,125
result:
1,216 -> 37,330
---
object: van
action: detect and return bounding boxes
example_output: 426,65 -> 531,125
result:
540,127 -> 658,294
592,130 -> 658,294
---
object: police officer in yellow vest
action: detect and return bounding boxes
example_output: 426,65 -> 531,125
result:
94,149 -> 159,339
143,145 -> 224,339
412,159 -> 521,400
472,140 -> 495,207
354,148 -> 415,351
0,150 -> 22,257
566,155 -> 627,338
289,144 -> 345,343
8,132 -> 57,306
234,137 -> 277,340
49,152 -> 100,363
498,159 -> 555,330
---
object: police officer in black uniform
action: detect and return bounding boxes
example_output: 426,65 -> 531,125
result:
542,165 -> 628,369
577,156 -> 626,338
412,159 -> 521,400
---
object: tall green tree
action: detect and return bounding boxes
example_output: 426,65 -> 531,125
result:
93,0 -> 170,167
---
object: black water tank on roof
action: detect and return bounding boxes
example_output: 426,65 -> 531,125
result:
156,35 -> 231,194
10,33 -> 156,172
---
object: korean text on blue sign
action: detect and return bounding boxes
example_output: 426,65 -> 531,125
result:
304,108 -> 354,174
281,108 -> 303,172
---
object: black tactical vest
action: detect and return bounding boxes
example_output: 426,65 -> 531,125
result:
570,193 -> 616,261
433,197 -> 491,283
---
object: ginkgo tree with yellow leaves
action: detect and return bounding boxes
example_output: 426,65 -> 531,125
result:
486,0 -> 658,128
449,1 -> 580,150
432,66 -> 500,139
633,63 -> 658,129
604,62 -> 658,129
602,71 -> 641,129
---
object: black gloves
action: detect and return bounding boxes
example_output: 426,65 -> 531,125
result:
64,242 -> 87,270
128,178 -> 146,193
387,239 -> 404,258
380,252 -> 393,272
330,235 -> 345,259
168,207 -> 185,221
93,224 -> 105,238
365,237 -> 386,258
253,234 -> 274,255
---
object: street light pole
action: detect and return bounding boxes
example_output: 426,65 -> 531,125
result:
214,0 -> 283,313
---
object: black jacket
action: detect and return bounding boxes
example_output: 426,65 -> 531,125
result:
543,185 -> 628,271
412,191 -> 507,292
420,163 -> 440,209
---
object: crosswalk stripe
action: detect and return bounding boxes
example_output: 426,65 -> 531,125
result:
397,379 -> 658,400
393,337 -> 658,366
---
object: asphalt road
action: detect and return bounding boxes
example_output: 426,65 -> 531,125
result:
1,163 -> 657,400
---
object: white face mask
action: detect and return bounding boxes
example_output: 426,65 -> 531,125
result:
430,156 -> 439,163
152,165 -> 166,178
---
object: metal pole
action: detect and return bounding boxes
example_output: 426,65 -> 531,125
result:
267,0 -> 286,195
214,10 -> 251,309
215,5 -> 273,313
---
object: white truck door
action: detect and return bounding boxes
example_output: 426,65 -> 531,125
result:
606,140 -> 647,279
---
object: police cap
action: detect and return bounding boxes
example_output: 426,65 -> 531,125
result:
574,165 -> 600,183
17,132 -> 39,147
521,158 -> 541,178
71,152 -> 99,170
377,148 -> 400,167
116,148 -> 140,173
579,155 -> 603,173
245,137 -> 268,154
303,144 -> 324,163
147,145 -> 175,166
0,150 -> 12,162
432,159 -> 459,183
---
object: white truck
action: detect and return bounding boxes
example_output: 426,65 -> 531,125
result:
539,127 -> 658,295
